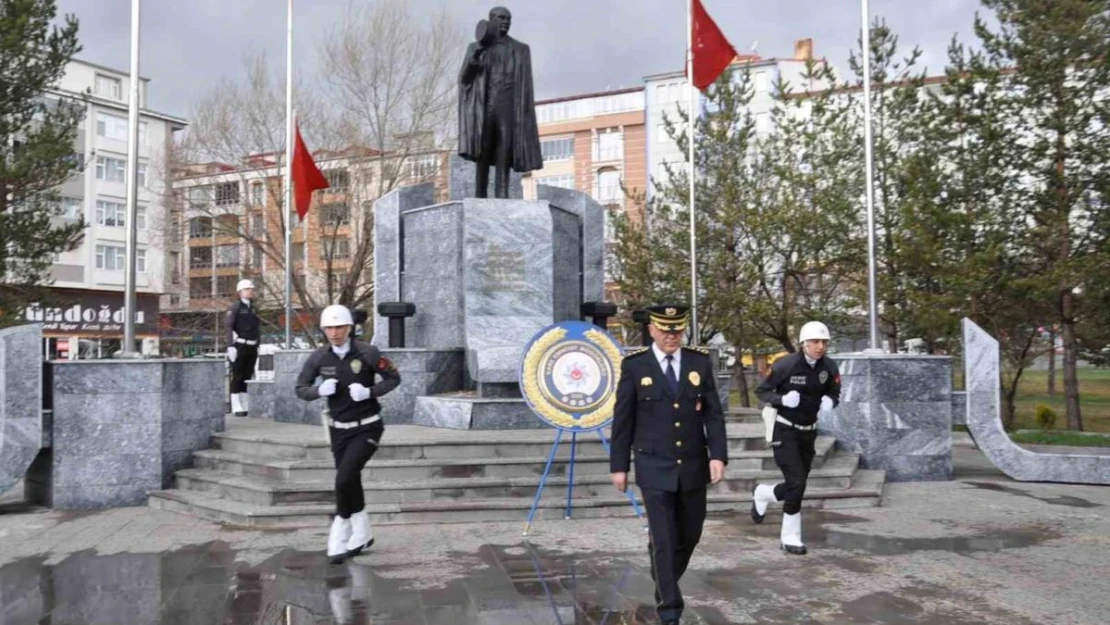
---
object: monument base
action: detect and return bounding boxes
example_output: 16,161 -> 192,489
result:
413,393 -> 543,430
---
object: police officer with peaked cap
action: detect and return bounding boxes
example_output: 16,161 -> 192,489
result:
751,320 -> 841,555
609,304 -> 728,625
226,278 -> 260,416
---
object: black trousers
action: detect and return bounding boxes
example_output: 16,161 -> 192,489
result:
330,421 -> 384,518
772,423 -> 818,515
229,343 -> 258,394
641,485 -> 707,623
476,101 -> 514,197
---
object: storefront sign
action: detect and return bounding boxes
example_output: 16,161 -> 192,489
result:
24,290 -> 159,337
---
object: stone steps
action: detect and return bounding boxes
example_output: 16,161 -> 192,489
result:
172,452 -> 859,507
149,468 -> 885,528
148,419 -> 885,528
191,435 -> 836,481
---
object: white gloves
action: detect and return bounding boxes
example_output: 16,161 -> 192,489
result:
317,378 -> 338,397
821,395 -> 835,412
782,390 -> 800,408
227,347 -> 237,363
349,383 -> 371,402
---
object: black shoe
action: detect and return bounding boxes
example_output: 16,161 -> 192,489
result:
233,411 -> 248,417
346,538 -> 374,558
781,542 -> 807,556
327,552 -> 346,565
661,619 -> 680,625
750,488 -> 765,525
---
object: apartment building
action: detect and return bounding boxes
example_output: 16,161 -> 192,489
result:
163,150 -> 447,355
20,60 -> 187,359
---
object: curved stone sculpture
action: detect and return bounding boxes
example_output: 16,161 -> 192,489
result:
963,318 -> 1110,485
0,324 -> 44,495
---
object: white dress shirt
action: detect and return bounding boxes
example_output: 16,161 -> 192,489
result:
652,343 -> 681,379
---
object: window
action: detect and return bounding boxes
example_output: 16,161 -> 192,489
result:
96,113 -> 146,144
215,214 -> 239,236
535,175 -> 574,190
136,205 -> 147,230
170,252 -> 181,284
215,244 -> 240,267
189,216 -> 213,239
541,137 -> 574,162
328,273 -> 348,294
216,276 -> 239,297
753,71 -> 769,93
595,130 -> 622,162
292,242 -> 305,263
324,169 -> 349,192
95,244 -> 126,271
95,74 -> 122,100
250,213 -> 266,237
250,182 -> 265,206
189,277 -> 212,299
189,247 -> 212,269
95,200 -> 126,227
319,203 -> 350,227
248,243 -> 264,270
407,156 -> 438,180
137,161 -> 147,187
215,182 -> 239,206
95,156 -> 126,182
58,197 -> 82,220
596,168 -> 622,205
135,249 -> 147,273
320,237 -> 350,260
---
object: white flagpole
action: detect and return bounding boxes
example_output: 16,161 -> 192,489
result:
122,0 -> 142,355
860,0 -> 881,352
284,0 -> 295,349
686,0 -> 699,343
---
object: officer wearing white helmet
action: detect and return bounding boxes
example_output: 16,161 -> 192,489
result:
295,304 -> 401,565
750,320 -> 841,555
225,279 -> 260,416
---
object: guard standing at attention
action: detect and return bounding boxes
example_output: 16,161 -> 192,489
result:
751,321 -> 841,555
609,304 -> 728,625
296,304 -> 401,564
226,279 -> 260,416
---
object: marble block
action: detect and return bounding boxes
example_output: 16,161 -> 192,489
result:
0,325 -> 43,496
372,182 -> 437,344
536,185 -> 606,305
413,395 -> 543,430
963,318 -> 1110,484
818,353 -> 953,482
447,152 -> 523,201
43,359 -> 226,508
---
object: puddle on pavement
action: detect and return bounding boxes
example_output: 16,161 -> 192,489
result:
964,481 -> 1102,508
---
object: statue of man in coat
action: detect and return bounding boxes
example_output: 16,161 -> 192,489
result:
457,6 -> 543,199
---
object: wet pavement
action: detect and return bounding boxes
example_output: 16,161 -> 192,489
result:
1,447 -> 1109,624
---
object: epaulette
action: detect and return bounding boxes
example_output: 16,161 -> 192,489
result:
622,347 -> 651,359
683,346 -> 710,355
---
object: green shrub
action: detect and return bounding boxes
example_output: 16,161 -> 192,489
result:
1034,404 -> 1057,430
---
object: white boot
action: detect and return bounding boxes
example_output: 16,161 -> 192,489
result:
780,512 -> 806,555
230,393 -> 246,416
751,484 -> 777,524
240,392 -> 250,414
327,515 -> 352,564
346,509 -> 374,556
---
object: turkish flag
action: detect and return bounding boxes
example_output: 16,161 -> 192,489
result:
291,122 -> 329,220
691,0 -> 738,91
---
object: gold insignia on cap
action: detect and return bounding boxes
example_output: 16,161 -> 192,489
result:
350,359 -> 362,374
688,371 -> 701,386
665,307 -> 677,316
641,376 -> 653,386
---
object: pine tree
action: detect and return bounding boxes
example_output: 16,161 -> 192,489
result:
0,0 -> 85,322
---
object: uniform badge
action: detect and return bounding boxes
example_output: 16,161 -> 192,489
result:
665,307 -> 677,316
819,371 -> 828,384
688,371 -> 701,386
641,376 -> 653,387
350,359 -> 362,374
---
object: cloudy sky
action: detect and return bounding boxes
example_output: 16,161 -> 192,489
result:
57,0 -> 985,119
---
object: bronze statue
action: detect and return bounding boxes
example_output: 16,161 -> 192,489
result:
458,6 -> 543,199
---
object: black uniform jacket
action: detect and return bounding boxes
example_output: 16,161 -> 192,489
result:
609,346 -> 729,492
295,340 -> 401,423
756,352 -> 841,426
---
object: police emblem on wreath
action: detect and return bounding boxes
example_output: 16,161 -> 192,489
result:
519,321 -> 624,431
819,371 -> 828,384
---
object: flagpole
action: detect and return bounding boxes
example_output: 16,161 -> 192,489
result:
860,0 -> 881,352
122,0 -> 141,356
284,0 -> 295,349
686,0 -> 699,344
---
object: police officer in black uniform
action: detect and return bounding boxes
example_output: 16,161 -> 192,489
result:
226,279 -> 261,416
751,321 -> 840,555
610,304 -> 728,625
296,304 -> 401,564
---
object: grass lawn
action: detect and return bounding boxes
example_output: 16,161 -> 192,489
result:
730,367 -> 1110,434
1009,430 -> 1110,447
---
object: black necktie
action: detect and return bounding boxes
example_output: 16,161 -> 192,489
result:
665,355 -> 679,396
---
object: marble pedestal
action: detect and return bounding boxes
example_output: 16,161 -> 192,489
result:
0,325 -> 44,497
818,354 -> 953,482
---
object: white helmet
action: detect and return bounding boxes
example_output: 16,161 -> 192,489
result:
236,279 -> 255,292
799,321 -> 831,343
320,304 -> 354,328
